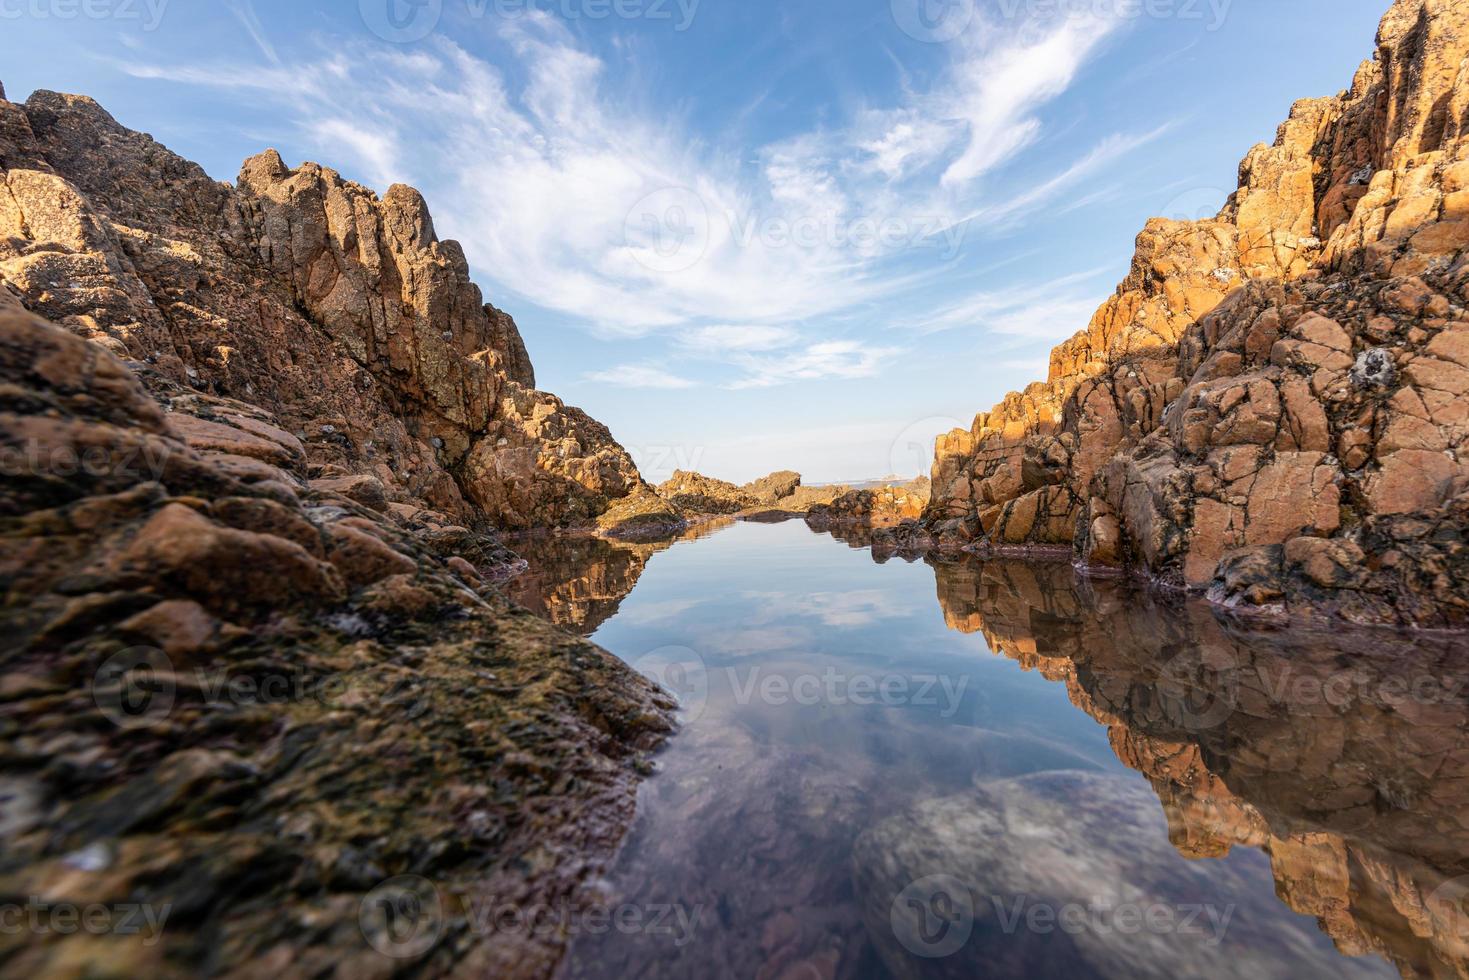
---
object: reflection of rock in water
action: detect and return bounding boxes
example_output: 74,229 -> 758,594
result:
504,522 -> 733,634
813,521 -> 930,565
930,559 -> 1469,979
855,770 -> 1387,980
503,534 -> 652,635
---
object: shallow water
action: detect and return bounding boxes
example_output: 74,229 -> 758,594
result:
507,518 -> 1469,980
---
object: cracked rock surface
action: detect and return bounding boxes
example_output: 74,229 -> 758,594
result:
918,0 -> 1469,626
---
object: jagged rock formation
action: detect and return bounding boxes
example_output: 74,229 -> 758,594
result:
920,0 -> 1469,626
0,87 -> 653,533
931,558 -> 1469,978
805,478 -> 931,530
0,309 -> 673,976
654,469 -> 803,515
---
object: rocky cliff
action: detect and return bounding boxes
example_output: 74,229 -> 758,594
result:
918,0 -> 1469,626
0,86 -> 653,533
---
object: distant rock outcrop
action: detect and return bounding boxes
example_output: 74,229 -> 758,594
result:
914,0 -> 1469,626
0,87 -> 653,533
805,478 -> 931,530
654,468 -> 816,516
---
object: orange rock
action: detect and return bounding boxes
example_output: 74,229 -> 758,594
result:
123,503 -> 345,610
325,523 -> 418,588
118,599 -> 221,660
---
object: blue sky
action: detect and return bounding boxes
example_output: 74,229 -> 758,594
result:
3,0 -> 1388,482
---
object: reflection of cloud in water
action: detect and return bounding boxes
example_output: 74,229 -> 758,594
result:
857,771 -> 1389,980
616,597 -> 709,626
743,588 -> 914,627
517,527 -> 1444,979
703,626 -> 815,658
564,701 -> 1089,978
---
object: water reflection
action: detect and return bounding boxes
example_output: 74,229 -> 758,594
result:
505,521 -> 1469,979
931,559 -> 1469,978
504,519 -> 735,634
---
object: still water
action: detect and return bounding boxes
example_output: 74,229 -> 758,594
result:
507,518 -> 1469,979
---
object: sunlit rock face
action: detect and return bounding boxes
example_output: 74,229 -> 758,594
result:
0,87 -> 649,532
930,559 -> 1469,978
922,0 -> 1469,626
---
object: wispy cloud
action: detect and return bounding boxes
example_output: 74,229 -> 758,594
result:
678,325 -> 801,353
727,340 -> 903,389
936,123 -> 1177,236
116,9 -> 1142,342
909,267 -> 1113,339
223,0 -> 279,65
584,363 -> 698,389
937,11 -> 1122,188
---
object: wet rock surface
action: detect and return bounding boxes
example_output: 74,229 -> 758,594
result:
0,309 -> 673,977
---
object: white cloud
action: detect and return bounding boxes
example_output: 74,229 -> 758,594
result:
313,118 -> 402,189
223,0 -> 279,65
938,10 -> 1123,188
585,364 -> 698,389
118,9 -> 1139,352
856,113 -> 956,181
727,340 -> 903,389
678,325 -> 800,353
937,123 -> 1176,235
910,268 -> 1112,340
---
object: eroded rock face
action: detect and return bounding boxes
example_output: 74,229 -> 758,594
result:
920,0 -> 1469,626
0,310 -> 673,976
0,87 -> 648,531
